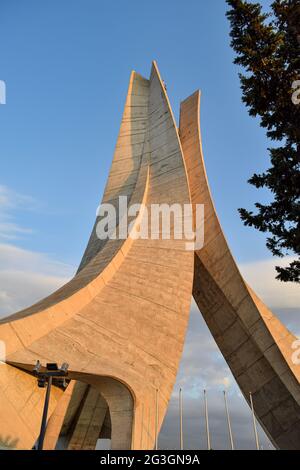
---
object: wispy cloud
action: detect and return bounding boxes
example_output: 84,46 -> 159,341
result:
0,184 -> 39,210
0,184 -> 38,240
0,243 -> 74,318
0,222 -> 33,240
239,256 -> 300,309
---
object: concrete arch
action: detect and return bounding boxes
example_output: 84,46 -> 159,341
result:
42,374 -> 134,450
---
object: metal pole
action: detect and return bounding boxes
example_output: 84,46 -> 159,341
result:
179,388 -> 183,450
37,376 -> 52,450
204,389 -> 211,450
249,392 -> 260,450
223,390 -> 234,450
155,389 -> 159,450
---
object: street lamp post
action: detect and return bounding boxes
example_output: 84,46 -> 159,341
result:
33,361 -> 69,450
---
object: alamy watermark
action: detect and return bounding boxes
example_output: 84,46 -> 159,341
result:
291,80 -> 300,105
0,340 -> 6,363
0,80 -> 6,104
95,197 -> 204,251
292,339 -> 300,365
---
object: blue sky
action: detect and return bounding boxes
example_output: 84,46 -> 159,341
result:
0,0 -> 274,265
0,0 -> 299,450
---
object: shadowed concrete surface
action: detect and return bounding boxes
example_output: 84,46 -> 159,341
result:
179,91 -> 300,450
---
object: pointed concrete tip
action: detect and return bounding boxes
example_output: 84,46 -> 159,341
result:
130,69 -> 148,83
180,90 -> 201,105
151,60 -> 161,77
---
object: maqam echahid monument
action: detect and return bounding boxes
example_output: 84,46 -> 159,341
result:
0,62 -> 299,450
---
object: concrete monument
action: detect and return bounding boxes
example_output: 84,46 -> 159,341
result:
0,62 -> 299,450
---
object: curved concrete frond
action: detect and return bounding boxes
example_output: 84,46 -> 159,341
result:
0,62 -> 194,449
179,91 -> 300,450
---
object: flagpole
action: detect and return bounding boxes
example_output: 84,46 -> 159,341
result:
223,390 -> 234,450
155,389 -> 159,450
204,389 -> 211,450
179,388 -> 183,450
249,392 -> 260,450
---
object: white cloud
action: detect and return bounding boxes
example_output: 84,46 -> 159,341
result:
0,185 -> 37,211
0,243 -> 74,318
174,303 -> 234,398
239,256 -> 300,309
0,185 -> 75,318
0,222 -> 33,240
0,185 -> 38,241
